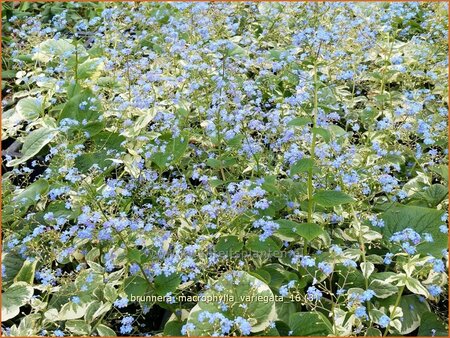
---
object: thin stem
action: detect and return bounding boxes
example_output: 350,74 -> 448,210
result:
383,284 -> 405,337
74,40 -> 79,85
305,61 -> 319,255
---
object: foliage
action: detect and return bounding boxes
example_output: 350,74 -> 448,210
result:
1,2 -> 448,336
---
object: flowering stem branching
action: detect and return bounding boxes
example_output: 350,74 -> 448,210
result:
305,60 -> 319,255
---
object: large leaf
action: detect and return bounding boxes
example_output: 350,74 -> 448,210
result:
14,259 -> 38,284
59,301 -> 93,321
151,133 -> 189,168
154,273 -> 181,297
164,320 -> 186,336
186,271 -> 276,336
97,324 -> 117,336
274,220 -> 324,242
290,158 -> 314,176
417,312 -> 448,336
381,205 -> 446,257
2,252 -> 25,283
15,97 -> 43,121
312,190 -> 355,207
369,279 -> 398,299
410,184 -> 448,208
77,58 -> 104,80
59,89 -> 101,123
32,39 -> 77,63
288,312 -> 333,336
1,282 -> 34,321
246,235 -> 282,253
14,179 -> 49,210
124,276 -> 151,298
65,320 -> 91,335
74,152 -> 113,173
215,235 -> 243,255
7,128 -> 58,166
397,295 -> 430,334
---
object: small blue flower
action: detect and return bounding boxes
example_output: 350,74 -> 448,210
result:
355,306 -> 368,320
114,297 -> 129,308
428,285 -> 442,297
54,329 -> 64,337
379,314 -> 390,328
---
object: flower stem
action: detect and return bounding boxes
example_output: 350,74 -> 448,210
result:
305,61 -> 319,255
383,284 -> 405,337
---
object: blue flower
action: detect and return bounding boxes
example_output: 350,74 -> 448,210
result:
307,286 -> 322,301
181,323 -> 195,335
355,306 -> 368,320
318,262 -> 333,275
361,289 -> 376,302
54,329 -> 64,337
379,314 -> 390,328
114,297 -> 129,308
384,253 -> 394,265
234,316 -> 252,335
428,285 -> 442,297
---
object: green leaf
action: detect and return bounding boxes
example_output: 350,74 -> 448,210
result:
124,276 -> 150,298
360,262 -> 375,279
91,131 -> 125,151
154,273 -> 181,297
1,282 -> 34,321
417,312 -> 448,336
103,284 -> 117,303
32,39 -> 77,63
290,158 -> 314,176
59,301 -> 92,321
288,312 -> 333,336
186,271 -> 276,336
410,184 -> 448,208
312,127 -> 331,143
97,324 -> 116,336
85,302 -> 102,323
164,320 -> 186,336
8,313 -> 40,336
126,249 -> 142,264
77,58 -> 104,80
66,320 -> 91,335
14,179 -> 49,210
14,259 -> 37,284
366,328 -> 382,336
246,235 -> 282,253
274,220 -> 324,242
275,301 -> 297,324
312,190 -> 355,207
369,279 -> 398,299
59,89 -> 101,122
2,252 -> 25,283
2,69 -> 17,79
74,152 -> 112,173
7,128 -> 58,166
215,235 -> 243,255
381,205 -> 446,257
405,277 -> 429,298
15,97 -> 43,120
430,165 -> 448,183
151,133 -> 189,168
287,117 -> 311,127
397,295 -> 430,334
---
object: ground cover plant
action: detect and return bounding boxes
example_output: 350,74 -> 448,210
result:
1,1 -> 449,337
